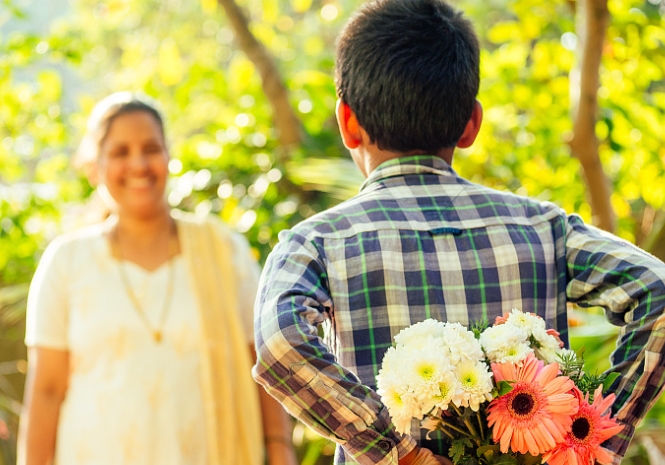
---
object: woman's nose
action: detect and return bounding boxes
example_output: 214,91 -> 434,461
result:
128,151 -> 149,169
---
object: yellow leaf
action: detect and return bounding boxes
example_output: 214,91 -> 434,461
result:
610,193 -> 630,219
293,0 -> 312,14
487,22 -> 520,44
37,70 -> 62,101
228,55 -> 255,95
291,69 -> 331,87
158,39 -> 184,86
304,37 -> 323,56
263,0 -> 278,22
201,0 -> 217,13
221,197 -> 241,224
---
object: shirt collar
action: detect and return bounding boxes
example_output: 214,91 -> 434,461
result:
359,155 -> 457,192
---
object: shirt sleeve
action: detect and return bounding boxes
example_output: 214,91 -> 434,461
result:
24,237 -> 70,350
252,229 -> 416,465
229,230 -> 261,342
565,214 -> 665,458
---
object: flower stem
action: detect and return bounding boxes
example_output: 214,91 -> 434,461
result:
476,411 -> 485,440
452,405 -> 479,438
434,417 -> 474,438
437,423 -> 456,440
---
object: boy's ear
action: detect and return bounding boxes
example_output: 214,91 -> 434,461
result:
457,100 -> 483,149
335,100 -> 362,149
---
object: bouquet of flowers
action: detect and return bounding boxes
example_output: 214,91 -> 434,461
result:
376,309 -> 623,465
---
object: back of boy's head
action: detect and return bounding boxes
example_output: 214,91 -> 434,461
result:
335,0 -> 480,153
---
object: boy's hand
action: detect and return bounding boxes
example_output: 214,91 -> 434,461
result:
399,446 -> 453,465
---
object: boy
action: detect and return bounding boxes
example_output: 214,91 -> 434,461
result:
253,1 -> 665,464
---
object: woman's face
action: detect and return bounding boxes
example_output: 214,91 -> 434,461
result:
96,111 -> 169,216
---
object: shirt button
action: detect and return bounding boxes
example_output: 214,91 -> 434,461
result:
378,440 -> 392,451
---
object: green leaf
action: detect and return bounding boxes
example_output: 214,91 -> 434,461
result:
496,380 -> 514,396
516,452 -> 542,465
449,438 -> 473,464
492,454 -> 518,465
603,372 -> 621,392
477,443 -> 500,459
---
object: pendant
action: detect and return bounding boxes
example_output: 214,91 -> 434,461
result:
154,331 -> 162,343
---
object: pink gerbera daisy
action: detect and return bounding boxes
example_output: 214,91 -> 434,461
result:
487,353 -> 578,457
542,386 -> 624,465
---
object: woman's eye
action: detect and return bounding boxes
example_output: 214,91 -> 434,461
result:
109,147 -> 129,158
144,144 -> 162,154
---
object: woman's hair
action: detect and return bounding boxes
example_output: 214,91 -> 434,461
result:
75,91 -> 166,172
334,0 -> 480,153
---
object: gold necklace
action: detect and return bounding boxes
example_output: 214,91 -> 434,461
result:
113,228 -> 175,343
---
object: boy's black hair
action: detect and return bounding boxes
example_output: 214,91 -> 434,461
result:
335,0 -> 480,152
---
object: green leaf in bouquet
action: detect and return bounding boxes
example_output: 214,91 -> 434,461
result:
470,319 -> 489,339
578,371 -> 613,398
515,452 -> 542,465
496,380 -> 514,396
449,438 -> 474,464
557,348 -> 585,381
476,443 -> 500,460
490,454 -> 517,465
602,372 -> 620,392
527,334 -> 542,349
458,457 -> 480,465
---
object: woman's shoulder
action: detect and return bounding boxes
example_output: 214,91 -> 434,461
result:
34,223 -> 108,277
45,222 -> 107,257
172,210 -> 252,256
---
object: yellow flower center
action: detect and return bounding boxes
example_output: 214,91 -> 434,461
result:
438,381 -> 452,399
417,364 -> 435,380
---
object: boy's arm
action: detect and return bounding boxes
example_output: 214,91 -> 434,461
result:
252,230 -> 417,465
565,214 -> 665,460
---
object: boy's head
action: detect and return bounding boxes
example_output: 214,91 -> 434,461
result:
335,0 -> 480,154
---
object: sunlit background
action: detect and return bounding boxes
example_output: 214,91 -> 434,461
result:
1,0 -> 664,463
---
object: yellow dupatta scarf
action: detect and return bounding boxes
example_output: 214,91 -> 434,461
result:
174,211 -> 264,465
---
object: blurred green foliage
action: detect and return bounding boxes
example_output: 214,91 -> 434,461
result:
1,0 -> 664,463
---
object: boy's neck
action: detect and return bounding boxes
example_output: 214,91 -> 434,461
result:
354,146 -> 454,177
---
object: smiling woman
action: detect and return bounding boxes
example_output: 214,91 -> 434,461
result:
16,92 -> 298,465
96,111 -> 170,219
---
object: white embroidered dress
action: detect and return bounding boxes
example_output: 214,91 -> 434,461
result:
24,222 -> 257,465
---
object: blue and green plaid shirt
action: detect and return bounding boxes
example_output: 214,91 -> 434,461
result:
253,155 -> 665,465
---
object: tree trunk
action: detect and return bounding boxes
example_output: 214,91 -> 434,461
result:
643,210 -> 665,262
568,0 -> 616,233
216,0 -> 304,150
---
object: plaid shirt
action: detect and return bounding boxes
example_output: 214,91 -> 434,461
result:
253,155 -> 665,465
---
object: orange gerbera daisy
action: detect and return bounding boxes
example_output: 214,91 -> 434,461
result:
487,353 -> 578,456
542,386 -> 624,465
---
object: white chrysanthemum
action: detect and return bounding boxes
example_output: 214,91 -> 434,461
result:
400,342 -> 455,402
377,346 -> 404,379
530,326 -> 564,364
377,338 -> 456,424
453,360 -> 494,411
441,322 -> 484,364
377,383 -> 420,435
394,318 -> 446,348
480,323 -> 533,364
377,350 -> 425,432
421,416 -> 442,439
506,308 -> 546,333
431,369 -> 460,411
